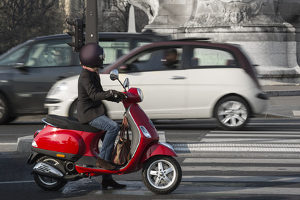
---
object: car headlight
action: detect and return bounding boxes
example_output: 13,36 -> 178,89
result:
48,82 -> 68,96
137,88 -> 144,102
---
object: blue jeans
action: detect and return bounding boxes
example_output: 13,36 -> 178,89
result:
89,115 -> 120,180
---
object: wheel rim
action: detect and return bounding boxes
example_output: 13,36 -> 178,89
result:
146,159 -> 177,190
217,100 -> 248,127
37,158 -> 60,186
0,98 -> 6,119
38,175 -> 58,186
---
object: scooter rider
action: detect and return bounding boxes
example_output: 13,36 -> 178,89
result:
77,43 -> 126,189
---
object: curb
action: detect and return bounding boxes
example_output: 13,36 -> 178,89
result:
17,135 -> 33,153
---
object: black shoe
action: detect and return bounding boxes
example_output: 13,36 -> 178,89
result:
102,179 -> 126,190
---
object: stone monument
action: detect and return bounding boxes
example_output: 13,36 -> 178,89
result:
130,0 -> 300,82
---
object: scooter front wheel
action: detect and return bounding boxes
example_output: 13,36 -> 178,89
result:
142,156 -> 182,194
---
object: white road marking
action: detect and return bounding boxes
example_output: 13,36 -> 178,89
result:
182,166 -> 300,172
249,122 -> 300,126
206,133 -> 300,137
0,180 -> 34,184
0,143 -> 17,145
175,146 -> 300,152
182,175 -> 300,183
210,130 -> 300,134
158,131 -> 166,143
195,186 -> 300,195
200,138 -> 300,143
173,143 -> 300,152
293,110 -> 300,116
183,158 -> 300,164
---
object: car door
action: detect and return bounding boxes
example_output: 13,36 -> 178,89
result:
12,38 -> 81,114
105,46 -> 188,119
185,45 -> 240,118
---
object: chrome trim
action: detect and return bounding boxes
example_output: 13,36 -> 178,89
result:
33,162 -> 63,178
41,118 -> 56,127
119,105 -> 141,170
127,105 -> 141,157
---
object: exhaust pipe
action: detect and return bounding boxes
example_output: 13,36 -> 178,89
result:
33,162 -> 64,179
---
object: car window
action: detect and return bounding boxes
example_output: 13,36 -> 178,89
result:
190,47 -> 237,68
120,47 -> 183,73
99,41 -> 130,65
25,40 -> 72,67
0,45 -> 29,65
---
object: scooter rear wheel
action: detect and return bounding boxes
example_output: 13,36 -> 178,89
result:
33,156 -> 67,191
142,156 -> 182,194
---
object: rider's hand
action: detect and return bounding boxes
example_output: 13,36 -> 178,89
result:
109,90 -> 126,103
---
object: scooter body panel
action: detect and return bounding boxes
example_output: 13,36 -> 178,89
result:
33,126 -> 84,155
32,125 -> 104,159
141,143 -> 177,164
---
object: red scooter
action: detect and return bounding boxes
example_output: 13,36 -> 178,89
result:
27,69 -> 182,194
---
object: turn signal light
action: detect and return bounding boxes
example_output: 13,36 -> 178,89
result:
56,154 -> 66,158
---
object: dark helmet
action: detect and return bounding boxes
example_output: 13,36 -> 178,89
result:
79,43 -> 104,68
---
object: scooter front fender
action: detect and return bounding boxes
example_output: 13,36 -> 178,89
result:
141,142 -> 177,164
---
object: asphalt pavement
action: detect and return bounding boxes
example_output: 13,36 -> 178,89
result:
2,119 -> 300,199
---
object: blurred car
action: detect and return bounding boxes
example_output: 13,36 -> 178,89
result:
0,32 -> 168,124
45,39 -> 268,130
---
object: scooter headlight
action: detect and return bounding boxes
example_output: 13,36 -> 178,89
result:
139,126 -> 151,138
137,88 -> 144,102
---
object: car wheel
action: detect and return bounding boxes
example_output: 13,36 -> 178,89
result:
68,100 -> 78,120
214,96 -> 250,130
0,94 -> 10,124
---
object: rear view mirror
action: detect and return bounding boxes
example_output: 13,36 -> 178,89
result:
123,78 -> 129,89
14,63 -> 28,73
110,69 -> 119,81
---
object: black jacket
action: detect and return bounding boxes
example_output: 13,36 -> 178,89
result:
77,69 -> 113,124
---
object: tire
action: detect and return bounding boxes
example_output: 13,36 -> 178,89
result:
214,96 -> 250,131
68,100 -> 78,120
142,156 -> 182,194
33,156 -> 67,191
0,93 -> 10,124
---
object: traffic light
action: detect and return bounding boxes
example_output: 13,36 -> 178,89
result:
66,18 -> 85,52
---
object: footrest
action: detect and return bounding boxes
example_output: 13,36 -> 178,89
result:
75,156 -> 97,167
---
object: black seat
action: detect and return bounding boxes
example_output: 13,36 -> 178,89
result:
43,115 -> 101,133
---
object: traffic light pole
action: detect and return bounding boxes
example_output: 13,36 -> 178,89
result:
85,0 -> 98,44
